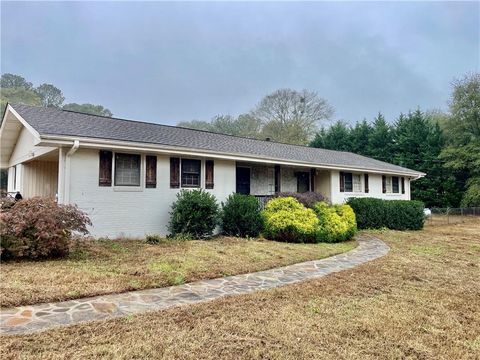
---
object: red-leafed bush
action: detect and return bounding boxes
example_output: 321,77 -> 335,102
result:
0,197 -> 91,260
277,192 -> 329,209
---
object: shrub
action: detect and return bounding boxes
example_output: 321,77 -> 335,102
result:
334,204 -> 357,239
168,189 -> 220,239
0,197 -> 91,260
313,202 -> 356,243
145,234 -> 163,244
262,197 -> 319,242
222,193 -> 263,237
277,191 -> 329,208
347,197 -> 425,230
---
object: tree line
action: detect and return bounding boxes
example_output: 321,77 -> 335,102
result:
0,73 -> 113,118
310,74 -> 479,208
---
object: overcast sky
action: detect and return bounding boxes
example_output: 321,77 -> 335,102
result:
1,1 -> 478,125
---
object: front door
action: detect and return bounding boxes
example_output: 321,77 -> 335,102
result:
236,167 -> 251,195
297,172 -> 310,193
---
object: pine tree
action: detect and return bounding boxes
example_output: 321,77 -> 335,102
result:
368,113 -> 394,163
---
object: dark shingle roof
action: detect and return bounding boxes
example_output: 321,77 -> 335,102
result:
10,103 -> 423,176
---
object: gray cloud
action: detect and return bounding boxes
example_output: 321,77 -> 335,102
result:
1,1 -> 478,125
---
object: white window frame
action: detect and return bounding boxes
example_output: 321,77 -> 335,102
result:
181,158 -> 202,188
113,152 -> 144,192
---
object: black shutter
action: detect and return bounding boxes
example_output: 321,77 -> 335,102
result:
274,165 -> 281,193
99,150 -> 112,186
205,160 -> 214,189
340,172 -> 345,192
146,155 -> 157,188
401,177 -> 405,194
364,174 -> 369,193
170,157 -> 180,188
382,175 -> 387,194
310,169 -> 316,192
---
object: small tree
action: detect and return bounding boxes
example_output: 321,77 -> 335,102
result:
168,189 -> 220,239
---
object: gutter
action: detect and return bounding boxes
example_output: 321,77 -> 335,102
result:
63,140 -> 79,204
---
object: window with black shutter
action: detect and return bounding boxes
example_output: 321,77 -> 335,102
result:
170,157 -> 180,188
145,155 -> 157,188
99,150 -> 112,186
205,160 -> 214,189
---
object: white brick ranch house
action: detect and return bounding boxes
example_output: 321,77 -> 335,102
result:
1,104 -> 425,238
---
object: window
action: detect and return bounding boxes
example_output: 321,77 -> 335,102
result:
392,176 -> 399,193
353,174 -> 362,192
114,153 -> 141,186
383,175 -> 401,194
181,159 -> 201,187
340,172 -> 356,192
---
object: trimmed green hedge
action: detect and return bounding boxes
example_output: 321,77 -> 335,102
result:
346,197 -> 425,230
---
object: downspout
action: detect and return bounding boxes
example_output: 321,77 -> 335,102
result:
63,140 -> 79,204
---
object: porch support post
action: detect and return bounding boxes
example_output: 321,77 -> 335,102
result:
310,168 -> 316,192
274,165 -> 281,193
57,148 -> 66,204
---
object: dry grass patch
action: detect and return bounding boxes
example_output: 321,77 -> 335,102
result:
0,237 -> 355,307
1,219 -> 479,359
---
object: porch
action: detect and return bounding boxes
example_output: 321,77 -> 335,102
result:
7,150 -> 59,199
235,162 -> 331,204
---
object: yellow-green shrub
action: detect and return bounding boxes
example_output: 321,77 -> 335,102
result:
314,202 -> 356,243
334,204 -> 357,239
263,197 -> 319,243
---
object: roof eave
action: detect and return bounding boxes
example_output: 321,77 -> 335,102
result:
38,134 -> 425,178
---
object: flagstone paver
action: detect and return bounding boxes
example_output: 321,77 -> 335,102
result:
0,234 -> 388,335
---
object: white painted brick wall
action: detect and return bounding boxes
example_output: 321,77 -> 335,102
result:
69,149 -> 236,238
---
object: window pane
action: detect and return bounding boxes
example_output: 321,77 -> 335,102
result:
344,173 -> 353,192
115,153 -> 141,186
181,159 -> 201,187
386,176 -> 392,193
392,176 -> 399,193
353,174 -> 362,192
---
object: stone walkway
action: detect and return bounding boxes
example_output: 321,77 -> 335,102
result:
0,234 -> 389,335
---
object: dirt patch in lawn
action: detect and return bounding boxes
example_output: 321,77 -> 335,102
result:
0,237 -> 355,308
1,219 -> 479,360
